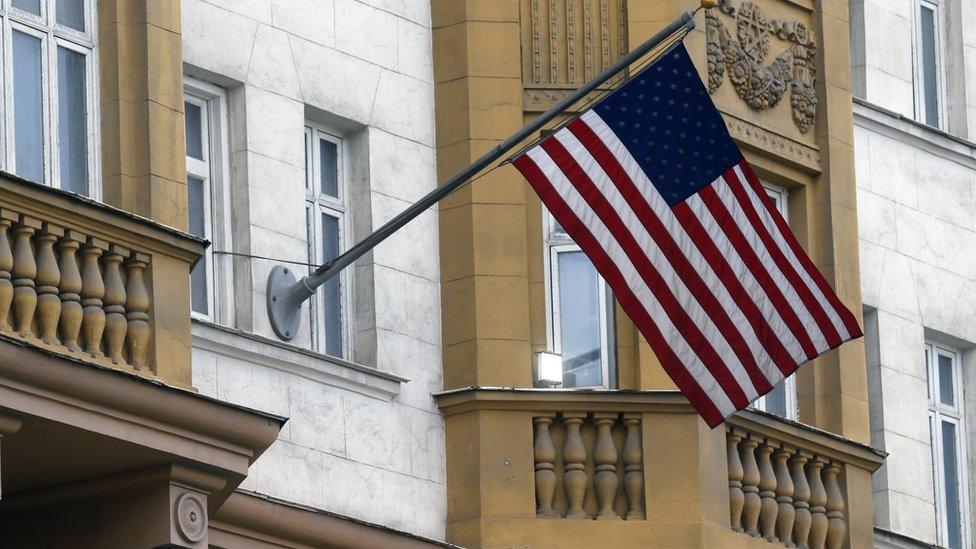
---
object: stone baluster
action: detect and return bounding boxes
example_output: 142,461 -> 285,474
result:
0,211 -> 16,332
739,435 -> 761,536
562,413 -> 589,519
593,413 -> 620,520
79,238 -> 107,358
774,445 -> 796,547
757,439 -> 779,541
727,429 -> 745,532
102,245 -> 128,365
791,452 -> 812,548
124,253 -> 151,370
34,224 -> 63,345
807,457 -> 828,549
533,415 -> 558,517
57,231 -> 84,352
622,413 -> 644,520
10,216 -> 41,338
824,462 -> 846,549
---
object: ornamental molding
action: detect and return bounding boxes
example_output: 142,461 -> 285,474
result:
706,0 -> 818,134
175,492 -> 208,543
722,113 -> 821,172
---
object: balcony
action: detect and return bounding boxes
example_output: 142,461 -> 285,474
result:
0,171 -> 204,386
435,388 -> 884,549
0,172 -> 283,547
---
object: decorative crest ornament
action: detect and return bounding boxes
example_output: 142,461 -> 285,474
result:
706,0 -> 817,133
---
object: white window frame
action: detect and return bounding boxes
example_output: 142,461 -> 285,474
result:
912,0 -> 948,129
750,182 -> 798,420
926,342 -> 971,549
0,0 -> 100,196
543,208 -> 615,389
184,78 -> 233,324
305,123 -> 351,358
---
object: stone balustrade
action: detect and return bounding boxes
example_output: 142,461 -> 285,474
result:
726,425 -> 849,549
533,411 -> 644,520
0,172 -> 205,386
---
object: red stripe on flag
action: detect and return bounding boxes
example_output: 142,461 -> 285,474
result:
564,120 -> 779,393
721,168 -> 843,349
697,182 -> 820,360
737,162 -> 863,339
670,201 -> 798,376
541,136 -> 756,405
513,152 -> 726,427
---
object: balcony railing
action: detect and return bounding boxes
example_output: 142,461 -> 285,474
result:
435,388 -> 885,549
0,171 -> 205,386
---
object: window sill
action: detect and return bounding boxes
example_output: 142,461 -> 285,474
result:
191,320 -> 406,401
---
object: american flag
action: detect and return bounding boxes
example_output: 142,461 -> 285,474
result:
512,44 -> 862,427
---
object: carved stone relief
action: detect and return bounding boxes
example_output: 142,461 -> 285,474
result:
706,0 -> 817,133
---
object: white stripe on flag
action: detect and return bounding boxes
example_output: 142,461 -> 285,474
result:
709,176 -> 832,352
732,164 -> 853,341
525,145 -> 738,416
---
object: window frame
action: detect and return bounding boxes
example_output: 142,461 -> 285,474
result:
542,208 -> 616,390
912,0 -> 948,129
184,77 -> 233,324
926,342 -> 971,549
750,182 -> 798,420
0,0 -> 100,196
305,123 -> 352,358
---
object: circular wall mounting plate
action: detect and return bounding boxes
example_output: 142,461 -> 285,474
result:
267,265 -> 301,341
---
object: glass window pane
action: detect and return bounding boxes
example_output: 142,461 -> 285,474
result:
56,0 -> 85,31
13,31 -> 44,183
188,176 -> 209,315
941,421 -> 962,549
13,0 -> 41,15
185,102 -> 204,160
939,353 -> 954,406
319,139 -> 338,198
764,382 -> 788,417
321,213 -> 342,357
557,251 -> 602,387
58,47 -> 88,195
920,5 -> 940,126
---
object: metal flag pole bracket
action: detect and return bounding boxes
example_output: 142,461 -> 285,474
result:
267,8 -> 699,341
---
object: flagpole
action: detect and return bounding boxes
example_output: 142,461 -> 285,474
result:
267,8 -> 700,341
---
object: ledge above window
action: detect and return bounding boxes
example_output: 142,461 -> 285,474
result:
191,319 -> 406,401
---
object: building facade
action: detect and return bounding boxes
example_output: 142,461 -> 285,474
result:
433,0 -> 883,547
851,0 -> 976,547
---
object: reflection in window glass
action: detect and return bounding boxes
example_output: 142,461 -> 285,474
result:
12,0 -> 41,15
58,46 -> 88,194
919,4 -> 940,127
185,102 -> 203,160
13,31 -> 44,183
56,0 -> 85,31
188,176 -> 208,316
764,382 -> 788,417
942,421 -> 962,549
319,140 -> 338,198
557,251 -> 602,388
938,353 -> 954,406
321,213 -> 342,358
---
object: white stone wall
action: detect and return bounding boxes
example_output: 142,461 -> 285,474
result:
181,0 -> 445,539
855,102 -> 976,545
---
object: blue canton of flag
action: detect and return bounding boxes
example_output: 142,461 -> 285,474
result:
513,44 -> 862,427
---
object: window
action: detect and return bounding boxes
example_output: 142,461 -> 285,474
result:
926,342 -> 970,549
2,0 -> 98,195
751,183 -> 797,419
305,124 -> 348,358
913,0 -> 946,128
184,78 -> 230,322
544,209 -> 614,388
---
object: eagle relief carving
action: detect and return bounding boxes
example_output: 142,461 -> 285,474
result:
706,0 -> 817,134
